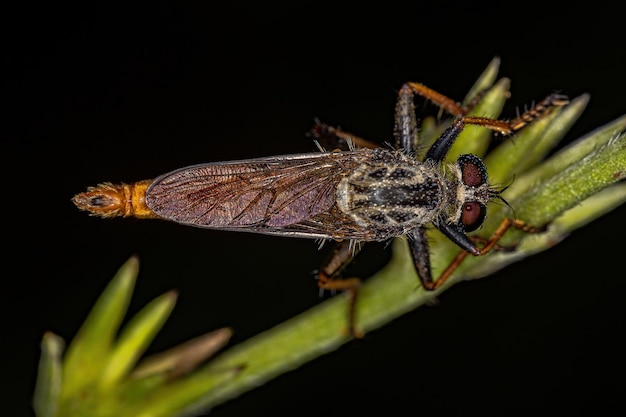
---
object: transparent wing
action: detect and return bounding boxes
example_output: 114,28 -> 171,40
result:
145,151 -> 375,240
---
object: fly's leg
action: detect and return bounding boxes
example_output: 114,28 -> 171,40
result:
309,120 -> 371,337
402,81 -> 502,117
394,82 -> 484,153
420,94 -> 568,290
313,82 -> 477,153
398,90 -> 568,291
423,93 -> 567,164
316,240 -> 364,338
405,222 -> 532,291
397,81 -> 568,157
402,82 -> 467,117
430,219 -> 547,290
310,120 -> 380,150
469,236 -> 518,252
312,82 -> 497,153
415,101 -> 564,289
313,82 -> 486,153
407,227 -> 434,288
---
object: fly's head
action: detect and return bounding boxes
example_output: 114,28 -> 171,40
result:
449,154 -> 499,233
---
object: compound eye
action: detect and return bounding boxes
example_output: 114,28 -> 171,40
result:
461,201 -> 486,232
458,154 -> 487,187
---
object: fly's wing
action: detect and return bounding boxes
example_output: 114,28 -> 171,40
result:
145,151 -> 375,240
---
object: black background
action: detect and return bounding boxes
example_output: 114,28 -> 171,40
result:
5,2 -> 625,416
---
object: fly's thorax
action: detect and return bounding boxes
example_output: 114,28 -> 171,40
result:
336,149 -> 447,239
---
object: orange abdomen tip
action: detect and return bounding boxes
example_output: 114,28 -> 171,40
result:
72,179 -> 159,219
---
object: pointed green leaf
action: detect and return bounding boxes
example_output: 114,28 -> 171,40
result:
62,256 -> 138,398
512,130 -> 625,227
463,56 -> 501,107
99,290 -> 178,390
101,329 -> 234,417
33,332 -> 64,417
504,114 -> 626,202
132,328 -> 233,380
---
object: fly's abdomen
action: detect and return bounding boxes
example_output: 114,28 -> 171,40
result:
337,150 -> 445,238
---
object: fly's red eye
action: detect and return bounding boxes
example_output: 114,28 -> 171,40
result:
458,154 -> 487,187
461,202 -> 486,232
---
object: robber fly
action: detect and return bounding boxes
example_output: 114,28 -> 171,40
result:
73,81 -> 568,337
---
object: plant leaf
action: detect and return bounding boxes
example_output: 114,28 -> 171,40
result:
61,256 -> 138,399
33,332 -> 64,417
